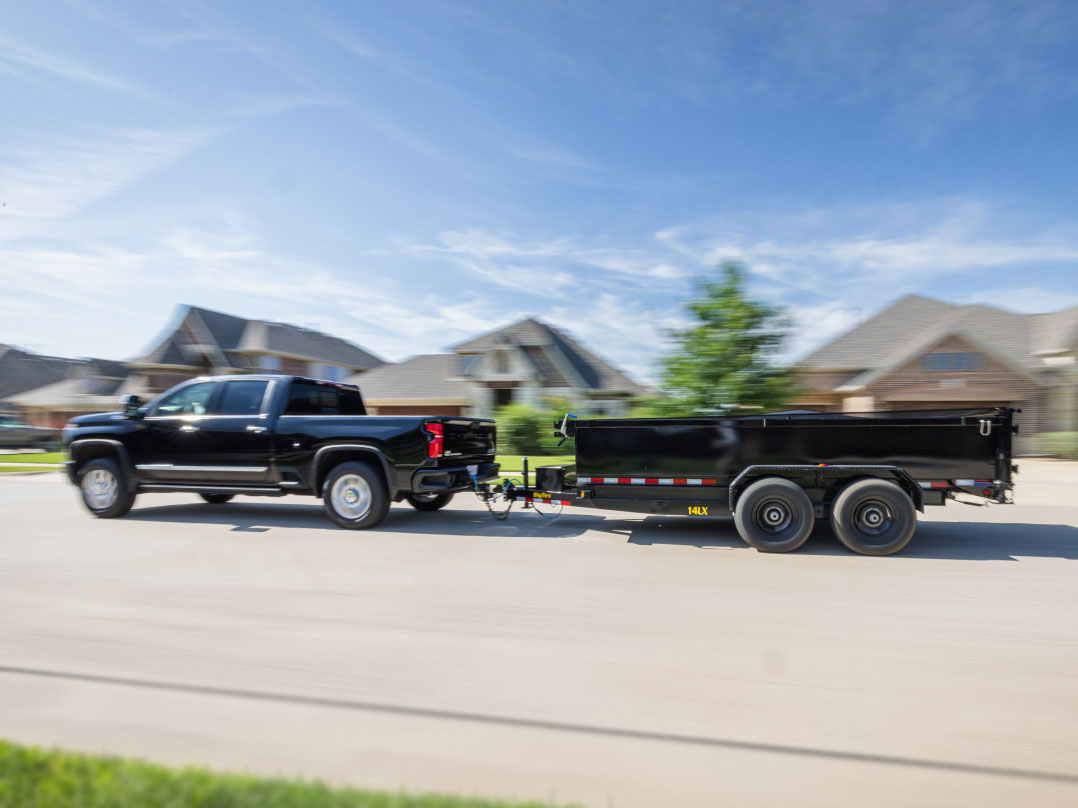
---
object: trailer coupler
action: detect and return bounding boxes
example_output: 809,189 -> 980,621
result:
472,476 -> 574,521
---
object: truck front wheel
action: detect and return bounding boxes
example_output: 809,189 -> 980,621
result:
323,461 -> 390,529
734,477 -> 814,553
78,457 -> 136,519
405,492 -> 454,511
830,479 -> 916,556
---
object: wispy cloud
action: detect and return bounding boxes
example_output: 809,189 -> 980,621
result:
0,127 -> 221,226
0,32 -> 151,98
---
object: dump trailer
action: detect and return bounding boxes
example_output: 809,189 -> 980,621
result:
481,407 -> 1019,556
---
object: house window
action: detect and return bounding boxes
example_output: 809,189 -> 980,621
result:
259,355 -> 282,371
921,352 -> 981,371
309,363 -> 345,382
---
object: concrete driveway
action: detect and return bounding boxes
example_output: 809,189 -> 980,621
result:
2,462 -> 1077,807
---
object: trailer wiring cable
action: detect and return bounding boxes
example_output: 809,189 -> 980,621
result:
470,472 -> 519,520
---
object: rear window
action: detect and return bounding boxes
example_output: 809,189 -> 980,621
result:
285,381 -> 366,415
215,380 -> 269,415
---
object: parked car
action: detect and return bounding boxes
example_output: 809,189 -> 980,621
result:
62,375 -> 498,528
0,414 -> 60,449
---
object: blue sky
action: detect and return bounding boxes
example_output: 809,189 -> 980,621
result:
2,0 -> 1077,383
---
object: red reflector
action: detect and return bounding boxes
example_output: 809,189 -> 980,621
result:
425,422 -> 444,458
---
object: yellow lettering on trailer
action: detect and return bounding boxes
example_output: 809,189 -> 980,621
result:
688,506 -> 709,516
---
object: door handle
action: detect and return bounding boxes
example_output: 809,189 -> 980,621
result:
179,424 -> 200,432
247,425 -> 267,433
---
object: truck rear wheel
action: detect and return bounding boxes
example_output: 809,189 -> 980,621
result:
734,477 -> 814,553
830,479 -> 916,556
78,457 -> 136,519
199,493 -> 234,504
323,461 -> 390,529
405,492 -> 453,511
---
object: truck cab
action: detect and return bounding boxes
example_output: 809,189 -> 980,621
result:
63,375 -> 498,529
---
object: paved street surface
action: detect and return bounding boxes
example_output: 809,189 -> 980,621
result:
2,463 -> 1077,807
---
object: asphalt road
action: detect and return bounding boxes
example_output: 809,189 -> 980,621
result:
2,464 -> 1077,807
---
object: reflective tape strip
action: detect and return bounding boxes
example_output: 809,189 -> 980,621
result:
918,481 -> 950,489
524,497 -> 572,506
956,479 -> 992,487
578,476 -> 721,486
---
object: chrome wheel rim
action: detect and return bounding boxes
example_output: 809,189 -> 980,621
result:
83,468 -> 118,510
331,474 -> 372,520
411,493 -> 439,502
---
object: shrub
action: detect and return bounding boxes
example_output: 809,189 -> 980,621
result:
494,405 -> 570,454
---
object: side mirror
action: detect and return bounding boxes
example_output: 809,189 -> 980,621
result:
121,394 -> 143,419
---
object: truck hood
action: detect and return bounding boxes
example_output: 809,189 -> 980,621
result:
69,412 -> 128,427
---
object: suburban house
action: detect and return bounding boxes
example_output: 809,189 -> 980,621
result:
794,294 -> 1078,450
3,358 -> 130,428
355,317 -> 649,416
0,344 -> 83,405
1,305 -> 386,427
127,305 -> 386,395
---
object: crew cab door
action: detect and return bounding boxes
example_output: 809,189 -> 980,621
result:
135,379 -> 274,485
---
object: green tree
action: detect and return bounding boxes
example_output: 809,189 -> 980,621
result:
659,261 -> 797,414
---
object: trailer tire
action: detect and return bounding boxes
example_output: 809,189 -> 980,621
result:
405,492 -> 454,511
734,477 -> 814,553
831,479 -> 916,556
323,461 -> 390,530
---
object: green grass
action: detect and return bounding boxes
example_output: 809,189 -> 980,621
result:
0,451 -> 65,464
1033,431 -> 1078,458
495,455 -> 574,472
0,466 -> 62,473
0,739 -> 570,808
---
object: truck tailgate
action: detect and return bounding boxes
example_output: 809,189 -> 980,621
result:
441,419 -> 496,458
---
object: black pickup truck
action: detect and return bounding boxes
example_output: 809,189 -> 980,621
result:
62,375 -> 498,529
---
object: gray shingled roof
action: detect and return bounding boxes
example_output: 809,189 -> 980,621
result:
452,317 -> 648,395
135,306 -> 384,370
0,345 -> 81,401
800,295 -> 1078,374
453,317 -> 554,351
4,376 -> 126,407
235,319 -> 384,369
350,354 -> 476,401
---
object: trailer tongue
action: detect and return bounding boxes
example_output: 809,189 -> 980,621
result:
474,407 -> 1019,556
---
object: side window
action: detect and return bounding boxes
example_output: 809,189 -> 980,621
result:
215,380 -> 269,415
285,381 -> 365,415
154,382 -> 217,416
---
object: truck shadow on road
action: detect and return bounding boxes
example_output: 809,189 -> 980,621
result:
122,502 -> 1078,560
626,518 -> 1078,560
123,501 -> 606,538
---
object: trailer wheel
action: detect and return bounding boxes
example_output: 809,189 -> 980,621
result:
734,477 -> 814,553
831,479 -> 916,556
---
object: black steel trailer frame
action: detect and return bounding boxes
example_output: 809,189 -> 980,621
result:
477,407 -> 1019,556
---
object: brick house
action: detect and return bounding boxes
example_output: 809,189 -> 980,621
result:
128,305 -> 385,395
355,317 -> 648,417
794,295 -> 1078,451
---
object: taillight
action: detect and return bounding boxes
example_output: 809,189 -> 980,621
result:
425,422 -> 444,458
